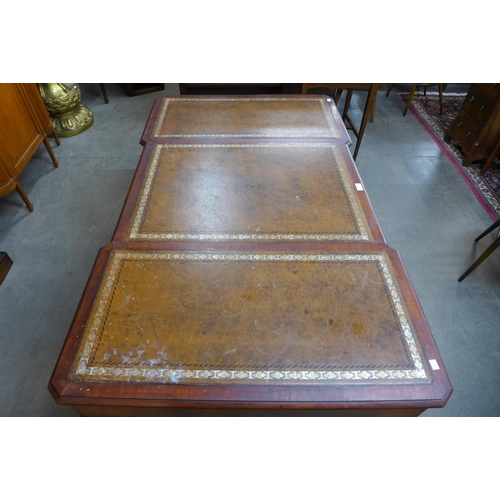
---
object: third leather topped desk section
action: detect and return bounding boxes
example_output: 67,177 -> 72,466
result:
50,95 -> 452,416
140,96 -> 349,143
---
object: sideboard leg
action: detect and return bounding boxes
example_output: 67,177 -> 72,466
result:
43,137 -> 59,168
15,180 -> 34,212
52,130 -> 61,146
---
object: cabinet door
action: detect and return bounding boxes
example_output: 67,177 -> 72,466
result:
0,84 -> 44,178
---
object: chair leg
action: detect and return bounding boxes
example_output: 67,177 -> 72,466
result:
458,236 -> 500,282
100,84 -> 109,104
403,84 -> 418,116
352,84 -> 377,160
438,83 -> 444,114
475,218 -> 500,242
343,89 -> 354,122
385,83 -> 393,98
333,89 -> 343,105
369,91 -> 377,122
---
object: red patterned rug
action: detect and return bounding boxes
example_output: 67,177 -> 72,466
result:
401,92 -> 500,219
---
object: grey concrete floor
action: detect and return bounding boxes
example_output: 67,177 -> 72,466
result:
0,83 -> 499,417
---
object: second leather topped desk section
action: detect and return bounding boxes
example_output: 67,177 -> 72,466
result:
113,142 -> 382,243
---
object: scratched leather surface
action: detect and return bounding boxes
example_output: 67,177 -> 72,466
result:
152,97 -> 342,138
128,144 -> 373,242
70,250 -> 429,385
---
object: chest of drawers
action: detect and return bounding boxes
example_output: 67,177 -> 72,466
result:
445,83 -> 500,174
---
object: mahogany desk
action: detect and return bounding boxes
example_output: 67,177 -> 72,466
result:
49,96 -> 452,416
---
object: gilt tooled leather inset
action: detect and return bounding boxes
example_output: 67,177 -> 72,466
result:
153,97 -> 341,139
70,250 -> 430,385
128,144 -> 373,242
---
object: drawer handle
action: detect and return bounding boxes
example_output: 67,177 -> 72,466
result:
466,131 -> 471,137
457,121 -> 463,128
480,105 -> 485,111
492,84 -> 497,88
469,96 -> 475,102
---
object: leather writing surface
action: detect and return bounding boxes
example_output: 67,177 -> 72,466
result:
127,143 -> 374,242
70,249 -> 430,386
152,97 -> 342,139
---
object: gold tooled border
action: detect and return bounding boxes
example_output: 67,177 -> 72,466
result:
128,143 -> 372,242
73,251 -> 428,384
153,97 -> 341,139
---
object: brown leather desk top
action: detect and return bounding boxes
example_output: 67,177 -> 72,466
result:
140,96 -> 349,144
70,248 -> 429,384
50,96 -> 452,416
114,142 -> 382,243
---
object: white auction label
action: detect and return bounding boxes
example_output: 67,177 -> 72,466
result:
429,359 -> 440,370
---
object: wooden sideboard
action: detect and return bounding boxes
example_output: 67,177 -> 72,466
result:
445,83 -> 500,174
0,83 -> 60,211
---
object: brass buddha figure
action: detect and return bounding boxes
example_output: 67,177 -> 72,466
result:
38,83 -> 93,137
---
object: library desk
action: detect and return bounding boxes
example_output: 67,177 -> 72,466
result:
49,96 -> 452,416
